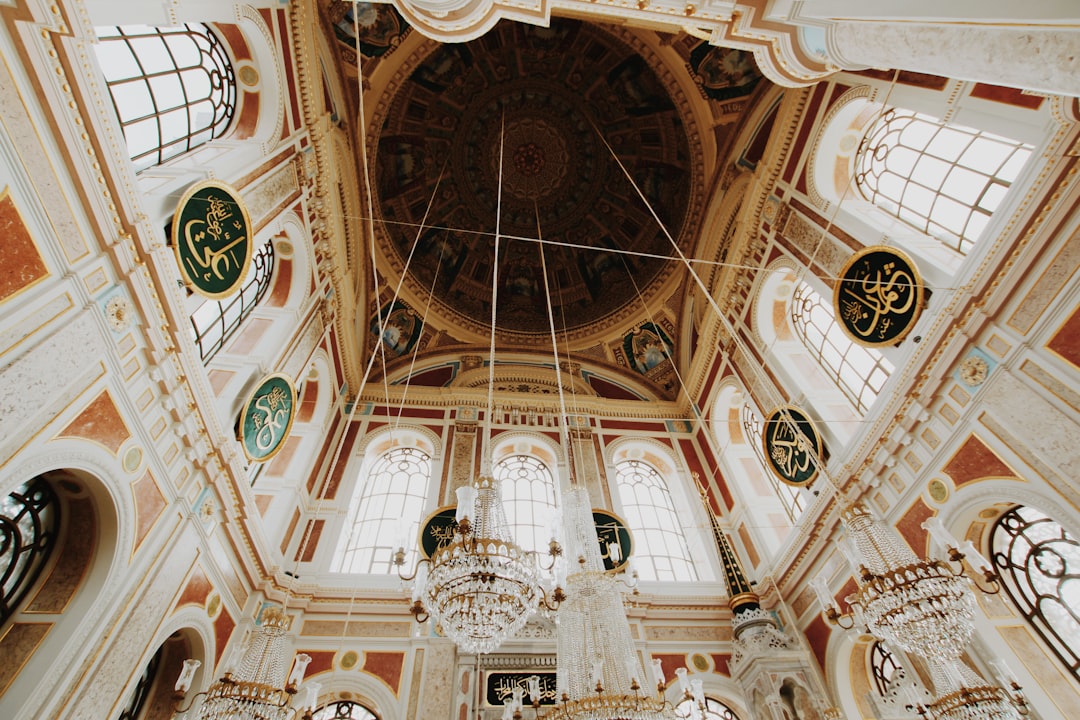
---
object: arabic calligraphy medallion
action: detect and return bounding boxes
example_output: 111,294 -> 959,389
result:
486,672 -> 557,706
419,505 -> 459,559
172,180 -> 253,299
592,509 -> 633,572
834,246 -> 924,347
762,405 -> 825,487
239,373 -> 297,463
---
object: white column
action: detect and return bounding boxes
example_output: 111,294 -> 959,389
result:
827,22 -> 1080,97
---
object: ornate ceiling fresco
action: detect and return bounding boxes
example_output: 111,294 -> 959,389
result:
370,19 -> 706,340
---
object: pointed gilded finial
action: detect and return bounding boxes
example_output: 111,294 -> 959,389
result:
693,473 -> 760,614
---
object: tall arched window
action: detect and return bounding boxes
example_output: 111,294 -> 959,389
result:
613,459 -> 697,582
856,109 -> 1032,255
675,697 -> 740,719
331,445 -> 431,574
494,453 -> 557,556
869,641 -> 902,697
94,24 -> 237,171
190,239 -> 275,363
990,505 -> 1080,680
116,644 -> 162,720
742,404 -> 805,522
1,476 -> 60,626
312,700 -> 378,719
790,279 -> 893,414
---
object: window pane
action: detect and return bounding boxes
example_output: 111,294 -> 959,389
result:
614,459 -> 697,582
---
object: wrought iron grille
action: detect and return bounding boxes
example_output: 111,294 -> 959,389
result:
117,643 -> 163,720
675,697 -> 740,719
1,476 -> 60,625
190,239 -> 275,363
312,700 -> 378,720
95,24 -> 237,171
869,640 -> 902,697
990,505 -> 1080,680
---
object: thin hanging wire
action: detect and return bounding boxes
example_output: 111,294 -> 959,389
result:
536,201 -> 572,498
480,111 -> 507,477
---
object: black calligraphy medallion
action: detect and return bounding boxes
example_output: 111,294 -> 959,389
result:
419,506 -> 459,558
239,374 -> 296,463
834,246 -> 924,346
173,180 -> 253,298
762,405 -> 824,487
592,509 -> 633,572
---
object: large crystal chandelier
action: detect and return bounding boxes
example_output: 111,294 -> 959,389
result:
402,474 -> 546,654
521,487 -> 676,720
840,505 -> 977,659
812,505 -> 1027,720
173,605 -> 319,720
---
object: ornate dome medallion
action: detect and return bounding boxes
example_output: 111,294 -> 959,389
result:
374,19 -> 701,339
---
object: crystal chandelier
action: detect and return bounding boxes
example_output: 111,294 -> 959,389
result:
173,605 -> 319,720
835,505 -> 979,659
812,505 -> 1027,720
396,473 -> 560,654
904,657 -> 1028,720
497,487 -> 678,720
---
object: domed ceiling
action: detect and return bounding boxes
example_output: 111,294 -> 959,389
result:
373,19 -> 704,339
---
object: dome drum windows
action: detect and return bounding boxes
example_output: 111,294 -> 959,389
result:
190,238 -> 275,363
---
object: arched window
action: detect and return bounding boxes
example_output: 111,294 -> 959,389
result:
494,453 -> 557,555
869,641 -> 902,697
742,404 -> 805,521
190,239 -> 275,363
675,697 -> 740,719
94,24 -> 237,171
1,477 -> 60,626
331,445 -> 431,574
116,643 -> 162,720
613,459 -> 697,582
856,108 -> 1032,255
790,279 -> 893,414
990,505 -> 1080,680
312,700 -> 378,720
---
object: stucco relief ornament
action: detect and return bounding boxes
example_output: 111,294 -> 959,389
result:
959,356 -> 989,386
105,295 -> 135,332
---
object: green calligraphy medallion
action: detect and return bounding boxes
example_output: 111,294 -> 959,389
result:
173,180 -> 253,299
239,374 -> 297,463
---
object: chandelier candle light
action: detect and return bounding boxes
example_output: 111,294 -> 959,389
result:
173,605 -> 319,720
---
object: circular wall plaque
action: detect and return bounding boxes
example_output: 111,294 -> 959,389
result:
172,180 -> 253,299
592,509 -> 633,572
761,405 -> 825,487
834,246 -> 924,346
238,374 -> 297,462
419,505 -> 459,558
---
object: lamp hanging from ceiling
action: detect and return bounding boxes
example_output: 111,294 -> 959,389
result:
811,505 -> 1026,720
393,115 -> 563,654
173,605 -> 319,720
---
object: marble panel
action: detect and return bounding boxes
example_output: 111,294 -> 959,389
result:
418,641 -> 456,719
26,496 -> 95,614
942,434 -> 1018,487
999,624 -> 1080,717
0,191 -> 49,303
362,650 -> 405,695
57,389 -> 131,455
896,497 -> 933,556
132,470 -> 167,554
175,565 -> 214,610
0,622 -> 51,695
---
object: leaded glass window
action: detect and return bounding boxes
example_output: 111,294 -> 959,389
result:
95,24 -> 236,171
1,477 -> 60,625
990,505 -> 1080,680
790,280 -> 893,414
869,641 -> 902,697
494,453 -> 557,555
742,405 -> 804,522
331,446 -> 431,574
190,239 -> 275,363
613,459 -> 697,582
675,697 -> 740,719
856,109 -> 1032,255
312,700 -> 378,720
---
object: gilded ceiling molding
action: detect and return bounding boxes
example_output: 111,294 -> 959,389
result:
374,0 -> 833,88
